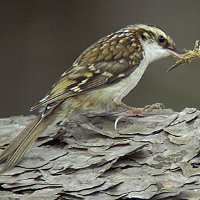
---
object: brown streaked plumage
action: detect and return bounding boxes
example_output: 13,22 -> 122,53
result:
31,27 -> 144,111
0,24 -> 181,172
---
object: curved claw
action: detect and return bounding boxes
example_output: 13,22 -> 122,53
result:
114,115 -> 123,130
114,110 -> 134,130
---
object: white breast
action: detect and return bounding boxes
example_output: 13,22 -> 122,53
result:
107,57 -> 149,104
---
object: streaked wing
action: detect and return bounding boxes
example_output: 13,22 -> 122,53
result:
31,29 -> 143,111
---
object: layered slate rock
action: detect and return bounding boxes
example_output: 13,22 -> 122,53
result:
0,108 -> 200,200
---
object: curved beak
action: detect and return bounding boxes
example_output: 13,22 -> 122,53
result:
166,46 -> 185,72
167,46 -> 184,58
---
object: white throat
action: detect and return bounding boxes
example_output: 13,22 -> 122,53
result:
141,40 -> 171,64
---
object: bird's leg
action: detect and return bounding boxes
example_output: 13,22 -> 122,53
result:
114,102 -> 164,130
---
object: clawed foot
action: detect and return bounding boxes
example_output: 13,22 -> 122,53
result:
114,103 -> 164,130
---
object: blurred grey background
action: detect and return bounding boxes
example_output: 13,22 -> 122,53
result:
1,0 -> 200,117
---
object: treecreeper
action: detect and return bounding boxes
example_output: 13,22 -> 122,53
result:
0,24 -> 182,172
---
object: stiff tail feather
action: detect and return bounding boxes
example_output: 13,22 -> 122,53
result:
0,112 -> 57,173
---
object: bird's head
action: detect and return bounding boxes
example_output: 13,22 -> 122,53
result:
126,24 -> 181,63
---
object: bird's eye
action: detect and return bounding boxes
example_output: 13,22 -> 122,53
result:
158,35 -> 166,44
141,34 -> 146,40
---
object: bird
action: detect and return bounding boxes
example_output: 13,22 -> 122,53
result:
0,24 -> 181,172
